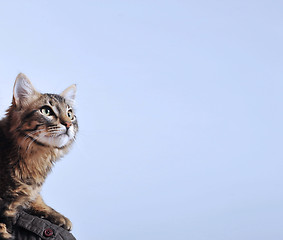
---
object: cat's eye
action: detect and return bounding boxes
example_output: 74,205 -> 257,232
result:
40,106 -> 54,117
67,109 -> 75,120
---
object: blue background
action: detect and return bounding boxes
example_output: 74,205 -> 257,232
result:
0,1 -> 282,239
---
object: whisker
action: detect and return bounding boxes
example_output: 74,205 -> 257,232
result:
48,127 -> 60,131
48,130 -> 65,137
25,133 -> 47,152
22,129 -> 44,143
71,136 -> 92,162
20,129 -> 45,153
19,132 -> 40,149
26,135 -> 41,152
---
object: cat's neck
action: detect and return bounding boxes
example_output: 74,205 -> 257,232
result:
0,118 -> 65,185
15,136 -> 68,183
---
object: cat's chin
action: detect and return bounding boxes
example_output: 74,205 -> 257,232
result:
38,134 -> 72,149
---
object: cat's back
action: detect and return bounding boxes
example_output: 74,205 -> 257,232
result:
0,117 -> 13,162
0,116 -> 15,194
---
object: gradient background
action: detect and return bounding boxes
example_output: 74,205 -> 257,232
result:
0,1 -> 282,239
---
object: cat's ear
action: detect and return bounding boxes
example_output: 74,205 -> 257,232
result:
60,84 -> 77,105
13,73 -> 39,108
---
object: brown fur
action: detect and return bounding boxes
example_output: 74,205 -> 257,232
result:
0,73 -> 78,239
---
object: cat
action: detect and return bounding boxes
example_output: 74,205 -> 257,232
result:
0,73 -> 78,239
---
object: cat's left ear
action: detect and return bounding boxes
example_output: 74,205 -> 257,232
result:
60,84 -> 77,105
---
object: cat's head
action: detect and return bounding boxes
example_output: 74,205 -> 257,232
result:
8,73 -> 78,149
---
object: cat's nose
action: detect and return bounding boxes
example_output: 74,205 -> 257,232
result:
63,121 -> 72,129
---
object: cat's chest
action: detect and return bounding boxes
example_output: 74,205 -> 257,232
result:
14,183 -> 41,208
17,148 -> 61,182
28,185 -> 41,203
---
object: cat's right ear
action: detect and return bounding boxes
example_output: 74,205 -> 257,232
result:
60,84 -> 77,105
13,73 -> 39,108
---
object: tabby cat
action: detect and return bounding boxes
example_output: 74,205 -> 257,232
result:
0,73 -> 78,239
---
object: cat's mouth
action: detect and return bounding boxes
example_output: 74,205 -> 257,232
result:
60,128 -> 71,137
26,127 -> 75,149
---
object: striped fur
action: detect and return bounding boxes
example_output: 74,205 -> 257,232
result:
0,74 -> 78,239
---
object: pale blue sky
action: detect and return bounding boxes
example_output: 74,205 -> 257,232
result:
0,1 -> 283,239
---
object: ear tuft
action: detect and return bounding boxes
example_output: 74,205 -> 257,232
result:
60,84 -> 77,105
13,73 -> 37,107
